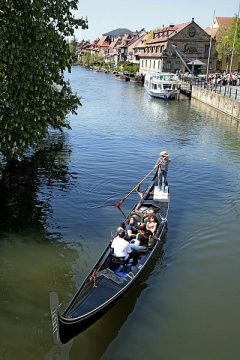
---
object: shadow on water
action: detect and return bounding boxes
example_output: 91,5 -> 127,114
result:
0,132 -> 73,238
0,132 -> 81,360
47,238 -> 168,360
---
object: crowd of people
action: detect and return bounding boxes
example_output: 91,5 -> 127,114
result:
178,70 -> 240,86
206,72 -> 240,86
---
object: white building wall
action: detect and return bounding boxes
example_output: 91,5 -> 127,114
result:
139,58 -> 163,75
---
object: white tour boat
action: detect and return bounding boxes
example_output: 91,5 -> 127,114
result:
144,72 -> 179,99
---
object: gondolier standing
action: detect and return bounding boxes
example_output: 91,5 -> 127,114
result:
155,151 -> 170,191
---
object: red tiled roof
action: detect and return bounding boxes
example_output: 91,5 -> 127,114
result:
154,22 -> 190,34
147,22 -> 191,45
147,36 -> 169,44
97,36 -> 110,47
215,17 -> 234,26
138,51 -> 162,58
204,26 -> 217,37
132,34 -> 147,49
109,38 -> 119,49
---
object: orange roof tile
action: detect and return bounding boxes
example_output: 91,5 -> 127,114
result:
215,17 -> 234,26
147,36 -> 168,44
97,36 -> 110,47
146,22 -> 191,45
154,22 -> 190,34
204,26 -> 217,37
132,35 -> 147,49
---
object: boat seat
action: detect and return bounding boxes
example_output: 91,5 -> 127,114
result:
108,251 -> 129,272
110,255 -> 126,265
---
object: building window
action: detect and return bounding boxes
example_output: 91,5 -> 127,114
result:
166,61 -> 171,70
175,61 -> 180,70
145,60 -> 147,67
150,60 -> 151,67
153,60 -> 155,69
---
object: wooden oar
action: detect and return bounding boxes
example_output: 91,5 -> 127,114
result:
114,166 -> 156,207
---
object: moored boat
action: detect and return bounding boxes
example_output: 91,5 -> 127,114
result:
50,168 -> 169,344
130,75 -> 143,84
144,72 -> 178,99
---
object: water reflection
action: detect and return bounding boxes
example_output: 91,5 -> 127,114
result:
0,132 -> 73,237
0,132 -> 80,359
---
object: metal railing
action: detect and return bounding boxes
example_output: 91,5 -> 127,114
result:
181,78 -> 240,101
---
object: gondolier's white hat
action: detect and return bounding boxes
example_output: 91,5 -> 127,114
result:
117,227 -> 124,233
160,151 -> 169,157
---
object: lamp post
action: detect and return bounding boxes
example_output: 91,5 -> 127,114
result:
229,0 -> 240,74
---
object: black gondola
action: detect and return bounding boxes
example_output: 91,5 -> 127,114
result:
50,169 -> 169,344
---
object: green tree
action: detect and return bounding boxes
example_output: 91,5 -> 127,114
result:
225,17 -> 240,56
69,36 -> 78,61
215,25 -> 231,61
81,51 -> 104,68
216,17 -> 240,61
122,62 -> 139,74
0,1 -> 87,162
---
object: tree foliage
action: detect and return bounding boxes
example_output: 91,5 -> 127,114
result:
0,1 -> 87,161
122,62 -> 139,74
225,17 -> 240,55
80,51 -> 105,67
215,26 -> 231,60
215,17 -> 240,61
68,36 -> 78,61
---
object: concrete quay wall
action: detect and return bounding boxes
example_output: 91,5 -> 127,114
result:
191,85 -> 240,121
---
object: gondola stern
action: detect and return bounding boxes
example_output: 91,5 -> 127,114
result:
49,291 -> 61,345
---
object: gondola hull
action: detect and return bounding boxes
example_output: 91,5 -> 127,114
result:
50,170 -> 169,344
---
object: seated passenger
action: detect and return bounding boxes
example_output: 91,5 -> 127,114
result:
146,213 -> 158,235
130,223 -> 151,250
111,227 -> 132,260
137,223 -> 152,246
125,216 -> 138,240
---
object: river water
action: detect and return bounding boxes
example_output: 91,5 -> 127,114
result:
0,66 -> 240,360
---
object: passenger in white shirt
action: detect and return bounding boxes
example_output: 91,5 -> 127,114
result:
111,227 -> 132,260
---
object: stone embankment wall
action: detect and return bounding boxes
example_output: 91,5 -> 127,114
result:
191,86 -> 240,121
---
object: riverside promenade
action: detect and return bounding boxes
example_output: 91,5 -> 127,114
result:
180,81 -> 240,121
192,85 -> 240,121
